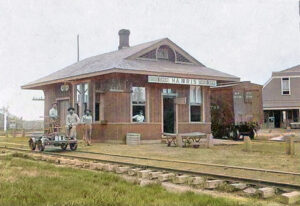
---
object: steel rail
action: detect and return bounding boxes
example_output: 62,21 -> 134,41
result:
1,145 -> 300,190
2,141 -> 299,176
73,150 -> 300,176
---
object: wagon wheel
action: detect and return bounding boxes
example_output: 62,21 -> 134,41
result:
28,139 -> 36,151
232,129 -> 240,141
69,143 -> 77,151
249,129 -> 255,140
61,143 -> 68,151
37,140 -> 45,152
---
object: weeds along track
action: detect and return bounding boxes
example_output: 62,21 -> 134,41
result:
1,145 -> 300,191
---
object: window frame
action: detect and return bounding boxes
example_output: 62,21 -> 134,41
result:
281,77 -> 291,95
74,82 -> 89,118
189,86 -> 203,122
244,91 -> 253,103
131,86 -> 147,123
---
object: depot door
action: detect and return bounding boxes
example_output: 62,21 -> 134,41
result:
58,100 -> 70,128
163,97 -> 176,133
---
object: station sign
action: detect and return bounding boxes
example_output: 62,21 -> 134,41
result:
148,76 -> 217,87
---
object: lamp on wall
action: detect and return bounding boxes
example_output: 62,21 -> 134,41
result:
61,82 -> 69,92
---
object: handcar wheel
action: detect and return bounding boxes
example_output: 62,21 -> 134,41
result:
61,143 -> 68,151
29,139 -> 36,150
37,140 -> 45,152
69,143 -> 77,151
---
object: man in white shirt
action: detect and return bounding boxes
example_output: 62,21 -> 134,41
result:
81,109 -> 93,146
49,103 -> 58,132
132,110 -> 145,122
66,107 -> 80,139
49,103 -> 58,120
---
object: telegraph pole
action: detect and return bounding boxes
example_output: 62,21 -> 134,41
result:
77,34 -> 80,62
2,106 -> 8,132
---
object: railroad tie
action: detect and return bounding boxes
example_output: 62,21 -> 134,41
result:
280,191 -> 300,204
172,175 -> 190,184
128,168 -> 142,176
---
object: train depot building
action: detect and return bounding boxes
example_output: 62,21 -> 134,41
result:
22,30 -> 239,143
263,65 -> 300,129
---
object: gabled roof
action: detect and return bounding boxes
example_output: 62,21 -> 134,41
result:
22,38 -> 239,89
272,64 -> 300,77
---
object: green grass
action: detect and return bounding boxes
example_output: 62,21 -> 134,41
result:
0,155 -> 262,206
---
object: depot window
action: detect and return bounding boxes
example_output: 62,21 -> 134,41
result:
281,77 -> 290,95
245,91 -> 253,103
132,87 -> 146,122
75,83 -> 89,117
190,86 -> 202,122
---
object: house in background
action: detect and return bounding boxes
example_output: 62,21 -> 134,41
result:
22,29 -> 239,143
263,65 -> 300,128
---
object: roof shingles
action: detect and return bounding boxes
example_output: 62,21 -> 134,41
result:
22,38 -> 239,89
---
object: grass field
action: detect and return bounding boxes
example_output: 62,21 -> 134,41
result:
0,154 -> 264,206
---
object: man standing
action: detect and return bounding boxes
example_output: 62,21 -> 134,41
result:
81,109 -> 93,146
66,107 -> 80,139
49,103 -> 58,132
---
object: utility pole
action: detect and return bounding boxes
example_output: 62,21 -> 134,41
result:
2,106 -> 8,132
77,34 -> 80,62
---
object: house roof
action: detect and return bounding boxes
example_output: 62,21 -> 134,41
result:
272,64 -> 300,77
22,38 -> 240,89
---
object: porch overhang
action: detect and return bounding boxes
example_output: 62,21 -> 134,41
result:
22,68 -> 240,90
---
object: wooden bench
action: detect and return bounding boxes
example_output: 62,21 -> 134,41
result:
162,132 -> 207,148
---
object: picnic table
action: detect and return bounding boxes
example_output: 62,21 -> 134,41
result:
162,132 -> 208,147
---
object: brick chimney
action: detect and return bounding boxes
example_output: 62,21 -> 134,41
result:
118,29 -> 130,50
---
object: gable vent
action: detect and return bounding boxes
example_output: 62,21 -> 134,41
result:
175,51 -> 191,63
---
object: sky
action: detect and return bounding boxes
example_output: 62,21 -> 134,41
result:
0,0 -> 299,120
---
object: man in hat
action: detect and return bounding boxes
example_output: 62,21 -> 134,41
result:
66,107 -> 80,139
81,109 -> 93,146
49,103 -> 58,132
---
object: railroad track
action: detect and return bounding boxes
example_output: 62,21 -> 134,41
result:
1,145 -> 300,191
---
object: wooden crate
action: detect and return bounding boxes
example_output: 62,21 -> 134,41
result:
126,133 -> 141,145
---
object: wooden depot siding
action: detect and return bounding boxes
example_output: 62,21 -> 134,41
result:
43,83 -> 72,128
42,73 -> 213,143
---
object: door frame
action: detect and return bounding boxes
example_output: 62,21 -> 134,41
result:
161,94 -> 177,134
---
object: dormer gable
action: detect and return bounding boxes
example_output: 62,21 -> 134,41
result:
127,38 -> 204,66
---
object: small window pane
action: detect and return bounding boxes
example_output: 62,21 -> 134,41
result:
132,106 -> 145,122
162,89 -> 176,95
132,87 -> 146,104
84,83 -> 89,103
95,103 -> 100,121
245,91 -> 253,103
234,91 -> 243,99
190,86 -> 202,104
190,105 -> 201,122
